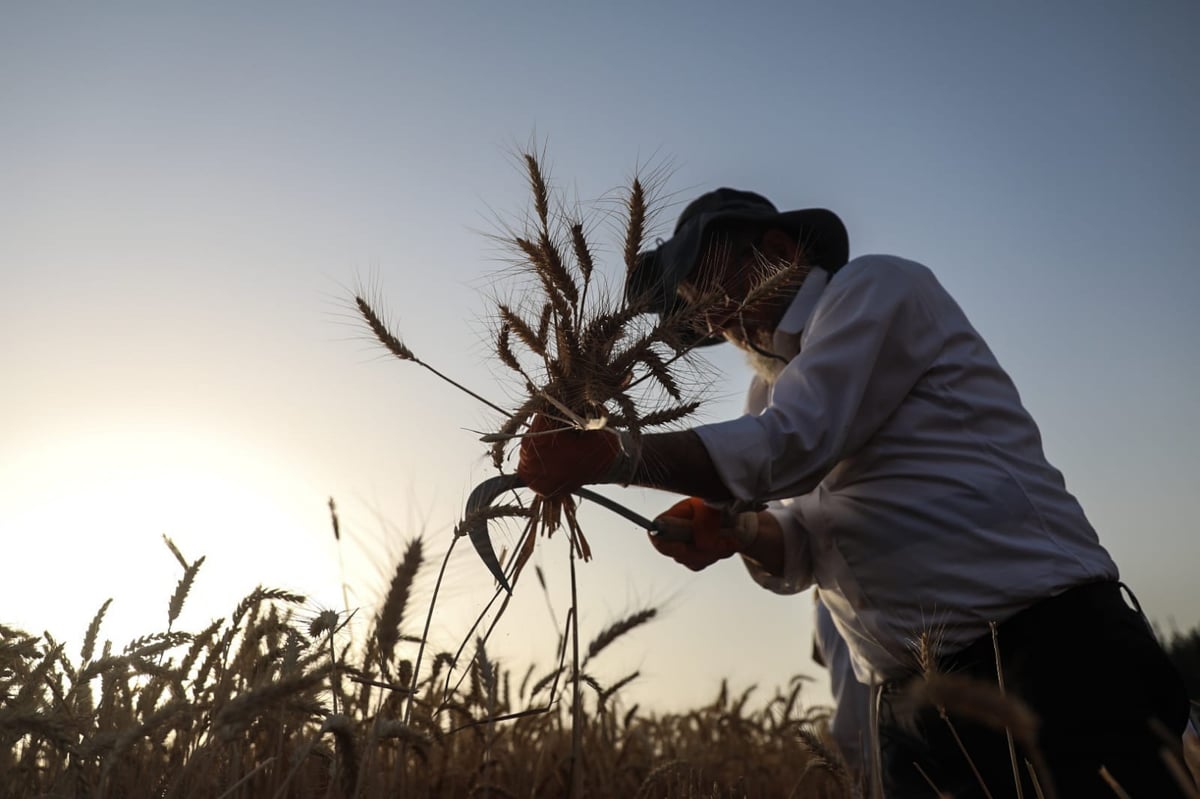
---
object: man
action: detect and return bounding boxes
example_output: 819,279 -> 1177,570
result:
517,189 -> 1191,796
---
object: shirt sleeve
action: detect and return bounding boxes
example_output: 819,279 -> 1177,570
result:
740,501 -> 814,594
694,258 -> 942,502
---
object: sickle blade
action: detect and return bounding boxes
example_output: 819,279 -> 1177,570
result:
463,473 -> 524,593
463,477 -> 667,591
574,487 -> 661,533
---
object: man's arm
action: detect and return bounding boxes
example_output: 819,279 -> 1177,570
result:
740,509 -> 786,577
628,429 -> 735,502
684,260 -> 942,502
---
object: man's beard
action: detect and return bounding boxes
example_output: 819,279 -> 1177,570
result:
723,252 -> 804,385
730,332 -> 789,384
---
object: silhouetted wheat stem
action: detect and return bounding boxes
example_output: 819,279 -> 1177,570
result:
566,507 -> 584,798
403,537 -> 459,729
355,296 -> 509,416
991,621 -> 1025,799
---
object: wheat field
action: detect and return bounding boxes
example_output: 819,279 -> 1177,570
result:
0,534 -> 853,799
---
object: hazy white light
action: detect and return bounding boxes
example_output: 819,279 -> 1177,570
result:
1,426 -> 341,648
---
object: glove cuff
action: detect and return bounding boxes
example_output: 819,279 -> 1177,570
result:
733,511 -> 760,551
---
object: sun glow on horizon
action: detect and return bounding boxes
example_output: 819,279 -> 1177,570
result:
0,425 -> 343,647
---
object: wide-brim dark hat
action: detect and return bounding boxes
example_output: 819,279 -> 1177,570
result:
626,188 -> 849,346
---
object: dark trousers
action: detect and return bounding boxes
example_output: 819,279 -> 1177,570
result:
879,581 -> 1191,798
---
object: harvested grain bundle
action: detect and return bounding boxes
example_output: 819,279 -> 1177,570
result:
356,151 -> 802,589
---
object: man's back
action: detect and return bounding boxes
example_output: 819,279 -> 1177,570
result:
728,255 -> 1119,681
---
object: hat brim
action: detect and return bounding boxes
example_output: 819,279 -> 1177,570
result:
626,207 -> 849,347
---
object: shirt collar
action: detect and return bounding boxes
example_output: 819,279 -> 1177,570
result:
772,267 -> 830,357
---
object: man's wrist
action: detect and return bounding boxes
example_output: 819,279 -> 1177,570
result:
733,510 -> 760,550
602,428 -> 641,486
737,510 -> 785,577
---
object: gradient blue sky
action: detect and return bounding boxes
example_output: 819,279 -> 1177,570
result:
3,3 -> 1198,712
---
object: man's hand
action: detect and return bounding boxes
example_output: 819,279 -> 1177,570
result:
517,415 -> 622,497
649,497 -> 756,571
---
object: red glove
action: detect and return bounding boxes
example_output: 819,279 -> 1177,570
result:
649,497 -> 749,572
517,414 -> 621,497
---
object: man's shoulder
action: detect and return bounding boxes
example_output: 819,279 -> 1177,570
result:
825,254 -> 941,300
839,254 -> 934,281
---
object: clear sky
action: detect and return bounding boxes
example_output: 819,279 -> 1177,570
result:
3,2 -> 1198,714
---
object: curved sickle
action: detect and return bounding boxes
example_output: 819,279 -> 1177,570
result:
463,476 -> 664,594
464,473 -> 525,593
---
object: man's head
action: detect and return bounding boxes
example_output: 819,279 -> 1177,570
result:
677,219 -> 808,350
626,188 -> 849,346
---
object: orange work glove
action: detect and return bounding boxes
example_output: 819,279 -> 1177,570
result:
649,497 -> 758,572
517,414 -> 623,497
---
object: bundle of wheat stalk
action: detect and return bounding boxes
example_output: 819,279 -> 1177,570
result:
355,151 -> 802,590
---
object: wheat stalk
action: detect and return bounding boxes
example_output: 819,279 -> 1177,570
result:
991,621 -> 1025,799
354,295 -> 509,416
375,537 -> 424,671
584,609 -> 657,665
81,599 -> 112,663
168,556 -> 205,630
213,669 -> 328,740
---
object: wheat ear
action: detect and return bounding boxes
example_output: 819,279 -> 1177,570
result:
375,538 -> 424,671
583,609 -> 656,665
80,599 -> 113,662
355,295 -> 508,415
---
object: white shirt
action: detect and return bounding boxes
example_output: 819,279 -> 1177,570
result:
693,254 -> 1119,684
